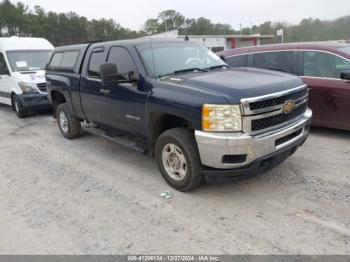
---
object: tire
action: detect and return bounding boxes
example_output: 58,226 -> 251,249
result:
52,100 -> 58,119
56,103 -> 81,139
155,128 -> 202,192
12,94 -> 28,118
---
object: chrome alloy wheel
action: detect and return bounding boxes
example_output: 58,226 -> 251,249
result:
59,110 -> 68,133
162,143 -> 187,181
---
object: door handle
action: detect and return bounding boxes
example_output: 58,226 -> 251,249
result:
100,88 -> 110,95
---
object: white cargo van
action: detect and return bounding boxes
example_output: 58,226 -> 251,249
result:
0,37 -> 54,118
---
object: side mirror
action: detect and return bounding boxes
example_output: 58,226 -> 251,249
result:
340,70 -> 350,81
219,55 -> 226,62
128,71 -> 140,83
100,63 -> 118,86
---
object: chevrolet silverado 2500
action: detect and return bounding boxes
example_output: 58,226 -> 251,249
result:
46,39 -> 312,191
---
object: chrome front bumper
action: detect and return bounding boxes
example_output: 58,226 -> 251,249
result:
195,109 -> 312,169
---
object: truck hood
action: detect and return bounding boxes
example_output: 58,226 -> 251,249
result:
164,68 -> 304,104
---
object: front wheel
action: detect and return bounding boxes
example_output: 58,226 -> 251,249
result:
155,128 -> 203,192
12,94 -> 28,118
56,103 -> 81,139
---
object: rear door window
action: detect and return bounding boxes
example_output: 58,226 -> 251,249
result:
88,48 -> 105,78
226,55 -> 248,67
252,51 -> 294,73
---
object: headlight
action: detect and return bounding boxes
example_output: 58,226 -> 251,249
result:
18,82 -> 37,93
202,104 -> 242,132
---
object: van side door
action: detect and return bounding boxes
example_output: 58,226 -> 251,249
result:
0,52 -> 12,105
99,46 -> 148,137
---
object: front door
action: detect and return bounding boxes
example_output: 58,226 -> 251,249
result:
99,46 -> 148,137
0,52 -> 12,105
300,51 -> 350,130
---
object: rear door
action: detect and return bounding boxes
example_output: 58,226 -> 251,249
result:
99,46 -> 148,136
299,50 -> 350,130
80,47 -> 107,123
0,52 -> 12,105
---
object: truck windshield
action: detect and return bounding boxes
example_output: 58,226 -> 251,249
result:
136,42 -> 227,78
6,50 -> 52,72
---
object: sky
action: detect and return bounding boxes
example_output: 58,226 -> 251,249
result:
15,0 -> 350,31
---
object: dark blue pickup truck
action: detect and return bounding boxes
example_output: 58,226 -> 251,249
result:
46,39 -> 312,191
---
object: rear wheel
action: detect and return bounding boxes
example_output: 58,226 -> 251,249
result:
12,94 -> 28,118
56,103 -> 81,139
156,128 -> 202,192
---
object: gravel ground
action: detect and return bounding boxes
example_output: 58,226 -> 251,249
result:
0,104 -> 349,255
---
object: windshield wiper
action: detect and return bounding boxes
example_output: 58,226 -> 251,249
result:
174,67 -> 208,74
264,67 -> 287,73
206,65 -> 230,70
158,68 -> 208,78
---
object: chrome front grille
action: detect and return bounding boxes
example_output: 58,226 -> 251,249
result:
249,88 -> 308,111
241,85 -> 308,134
37,83 -> 47,92
251,103 -> 307,132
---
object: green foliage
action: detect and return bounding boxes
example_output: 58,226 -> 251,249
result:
0,1 -> 349,46
0,0 -> 144,45
145,10 -> 350,42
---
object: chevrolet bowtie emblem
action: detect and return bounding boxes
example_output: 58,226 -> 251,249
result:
282,100 -> 295,114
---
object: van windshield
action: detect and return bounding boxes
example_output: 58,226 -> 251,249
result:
136,42 -> 227,78
6,50 -> 52,72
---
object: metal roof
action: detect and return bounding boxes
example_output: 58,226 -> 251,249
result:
0,37 -> 54,51
178,34 -> 275,39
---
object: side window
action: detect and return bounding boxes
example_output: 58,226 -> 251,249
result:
49,53 -> 63,67
49,51 -> 79,69
226,55 -> 247,67
60,51 -> 79,68
0,52 -> 9,74
88,48 -> 105,78
253,51 -> 293,73
303,51 -> 350,79
107,47 -> 136,75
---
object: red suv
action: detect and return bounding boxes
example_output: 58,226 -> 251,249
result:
219,43 -> 350,131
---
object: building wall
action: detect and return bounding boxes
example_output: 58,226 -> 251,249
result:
185,36 -> 267,52
146,31 -> 275,52
235,38 -> 260,48
185,36 -> 227,52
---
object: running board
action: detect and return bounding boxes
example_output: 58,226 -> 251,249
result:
83,125 -> 148,154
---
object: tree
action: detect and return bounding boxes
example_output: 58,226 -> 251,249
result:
158,11 -> 168,32
144,18 -> 159,33
1,2 -> 350,46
